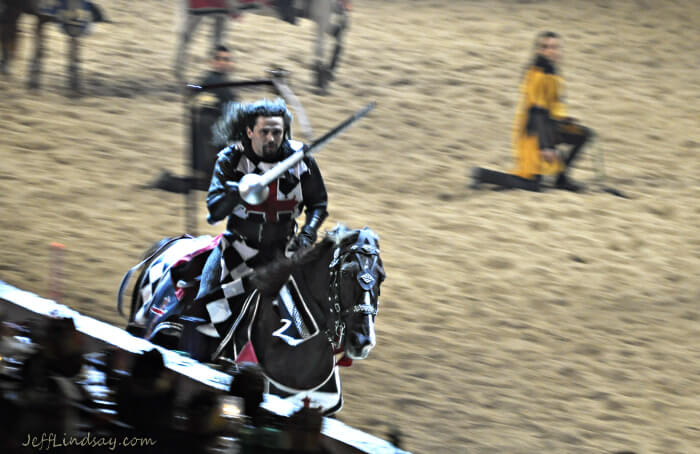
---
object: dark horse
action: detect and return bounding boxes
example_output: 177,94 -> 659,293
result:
0,0 -> 107,93
117,225 -> 385,413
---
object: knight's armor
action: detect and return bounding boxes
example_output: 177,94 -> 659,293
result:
207,139 -> 327,254
196,139 -> 327,343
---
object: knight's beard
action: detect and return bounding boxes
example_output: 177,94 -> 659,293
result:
262,144 -> 280,160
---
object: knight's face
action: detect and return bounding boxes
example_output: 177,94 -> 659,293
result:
247,116 -> 284,161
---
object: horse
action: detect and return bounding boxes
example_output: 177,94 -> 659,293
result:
175,0 -> 349,93
117,224 -> 385,413
0,0 -> 107,94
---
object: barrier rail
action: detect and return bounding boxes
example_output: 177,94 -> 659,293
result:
0,280 -> 409,453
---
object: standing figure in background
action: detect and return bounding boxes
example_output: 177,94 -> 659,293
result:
198,44 -> 237,107
175,0 -> 235,83
190,44 -> 238,189
472,31 -> 594,192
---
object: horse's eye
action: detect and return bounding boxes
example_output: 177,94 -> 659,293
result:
340,262 -> 357,277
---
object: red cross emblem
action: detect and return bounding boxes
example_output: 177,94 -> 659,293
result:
243,180 -> 298,222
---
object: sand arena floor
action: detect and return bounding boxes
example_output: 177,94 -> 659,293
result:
1,1 -> 699,452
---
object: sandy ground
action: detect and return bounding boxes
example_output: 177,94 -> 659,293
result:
1,1 -> 699,452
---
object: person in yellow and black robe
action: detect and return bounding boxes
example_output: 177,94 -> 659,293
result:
472,31 -> 594,192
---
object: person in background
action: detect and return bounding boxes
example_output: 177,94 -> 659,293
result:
199,44 -> 237,108
472,31 -> 594,192
190,44 -> 239,190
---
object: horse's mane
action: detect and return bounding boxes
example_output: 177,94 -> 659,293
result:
325,223 -> 363,246
249,224 -> 363,297
249,236 -> 332,297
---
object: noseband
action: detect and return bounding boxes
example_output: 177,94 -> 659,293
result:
326,239 -> 381,351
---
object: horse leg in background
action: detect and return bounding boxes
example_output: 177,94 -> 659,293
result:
67,35 -> 81,94
27,16 -> 46,89
326,1 -> 348,79
174,11 -> 203,84
311,0 -> 347,93
212,12 -> 227,49
311,0 -> 332,92
0,5 -> 21,76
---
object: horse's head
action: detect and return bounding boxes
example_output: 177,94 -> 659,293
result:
327,226 -> 385,360
248,225 -> 385,364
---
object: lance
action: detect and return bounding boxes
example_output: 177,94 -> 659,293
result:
235,102 -> 376,204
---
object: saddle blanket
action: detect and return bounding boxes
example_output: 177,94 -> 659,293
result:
188,0 -> 304,23
139,235 -> 221,306
38,0 -> 94,36
187,0 -> 273,16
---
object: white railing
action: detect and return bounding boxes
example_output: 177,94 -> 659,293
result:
0,280 -> 409,454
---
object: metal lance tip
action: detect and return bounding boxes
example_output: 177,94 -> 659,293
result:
238,173 -> 269,205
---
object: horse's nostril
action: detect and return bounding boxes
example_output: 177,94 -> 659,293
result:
351,333 -> 368,348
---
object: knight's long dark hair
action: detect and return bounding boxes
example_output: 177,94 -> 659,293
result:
212,98 -> 293,148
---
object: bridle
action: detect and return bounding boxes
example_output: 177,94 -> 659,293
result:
326,237 -> 382,351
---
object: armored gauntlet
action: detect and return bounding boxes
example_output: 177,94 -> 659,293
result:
296,208 -> 328,249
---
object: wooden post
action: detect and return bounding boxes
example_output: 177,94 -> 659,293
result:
49,242 -> 65,302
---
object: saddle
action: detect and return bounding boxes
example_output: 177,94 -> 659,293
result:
126,235 -> 220,332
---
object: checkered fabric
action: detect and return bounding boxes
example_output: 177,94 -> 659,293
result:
196,143 -> 313,343
197,230 -> 295,346
201,235 -> 257,331
135,236 -> 216,321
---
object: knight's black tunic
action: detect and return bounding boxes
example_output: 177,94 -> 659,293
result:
200,140 -> 328,337
207,140 -> 327,252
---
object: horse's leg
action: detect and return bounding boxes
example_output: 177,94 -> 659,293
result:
174,10 -> 203,84
67,36 -> 81,95
310,0 -> 348,93
326,2 -> 348,76
311,0 -> 332,91
0,6 -> 21,76
212,12 -> 227,50
27,16 -> 45,89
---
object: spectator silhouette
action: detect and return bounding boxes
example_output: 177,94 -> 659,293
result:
116,349 -> 176,433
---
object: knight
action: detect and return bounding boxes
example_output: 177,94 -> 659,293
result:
194,98 -> 328,353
